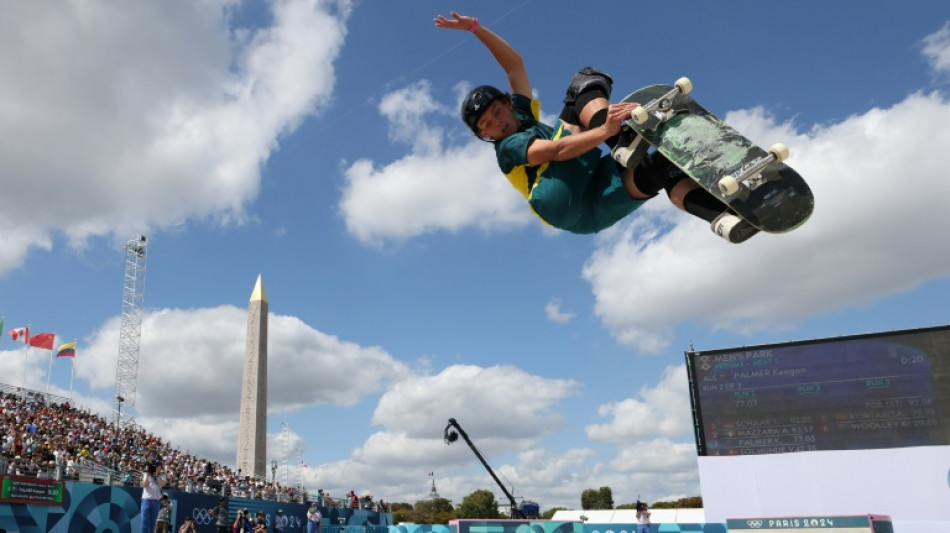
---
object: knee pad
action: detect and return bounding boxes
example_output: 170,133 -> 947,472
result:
563,67 -> 614,106
635,152 -> 687,197
681,187 -> 728,222
639,153 -> 687,195
664,174 -> 689,197
632,158 -> 665,197
559,89 -> 608,126
588,107 -> 624,149
588,108 -> 609,129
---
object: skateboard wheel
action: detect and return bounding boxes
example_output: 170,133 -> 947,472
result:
631,107 -> 650,125
768,142 -> 790,163
718,175 -> 740,196
674,77 -> 693,95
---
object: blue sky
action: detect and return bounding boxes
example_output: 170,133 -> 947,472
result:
2,0 -> 950,511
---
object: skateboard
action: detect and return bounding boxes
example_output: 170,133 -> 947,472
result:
619,78 -> 814,233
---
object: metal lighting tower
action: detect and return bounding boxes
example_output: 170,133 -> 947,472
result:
114,235 -> 148,427
281,422 -> 292,487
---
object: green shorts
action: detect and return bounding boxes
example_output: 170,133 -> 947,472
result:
528,155 -> 646,234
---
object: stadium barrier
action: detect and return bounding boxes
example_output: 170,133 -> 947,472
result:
0,478 -> 394,533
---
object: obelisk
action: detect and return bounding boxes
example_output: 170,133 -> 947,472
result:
236,274 -> 267,478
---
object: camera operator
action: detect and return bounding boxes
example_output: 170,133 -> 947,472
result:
635,501 -> 650,533
178,517 -> 197,533
140,463 -> 167,533
253,511 -> 267,533
233,508 -> 253,533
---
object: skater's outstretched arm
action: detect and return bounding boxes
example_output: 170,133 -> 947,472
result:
434,12 -> 531,97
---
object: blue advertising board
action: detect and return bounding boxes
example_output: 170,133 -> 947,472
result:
0,480 -> 392,533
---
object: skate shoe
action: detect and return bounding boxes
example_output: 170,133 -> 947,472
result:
710,212 -> 759,244
611,128 -> 649,168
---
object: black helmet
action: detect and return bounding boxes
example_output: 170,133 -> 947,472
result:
461,85 -> 505,134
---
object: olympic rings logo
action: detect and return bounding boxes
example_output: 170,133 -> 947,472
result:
193,508 -> 214,525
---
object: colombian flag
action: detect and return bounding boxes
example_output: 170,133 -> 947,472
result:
56,342 -> 76,358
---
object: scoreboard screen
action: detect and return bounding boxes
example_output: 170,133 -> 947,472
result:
686,325 -> 950,456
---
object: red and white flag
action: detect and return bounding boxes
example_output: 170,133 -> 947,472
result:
8,327 -> 29,343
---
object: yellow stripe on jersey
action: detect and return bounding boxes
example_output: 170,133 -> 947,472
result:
502,99 -> 544,199
503,118 -> 566,201
504,163 -> 547,200
528,98 -> 541,121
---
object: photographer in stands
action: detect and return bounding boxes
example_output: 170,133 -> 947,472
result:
140,462 -> 167,533
177,517 -> 197,533
635,501 -> 651,533
233,508 -> 254,533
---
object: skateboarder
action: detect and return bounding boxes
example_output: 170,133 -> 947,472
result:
434,11 -> 759,243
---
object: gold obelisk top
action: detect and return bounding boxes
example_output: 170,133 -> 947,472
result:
250,274 -> 267,303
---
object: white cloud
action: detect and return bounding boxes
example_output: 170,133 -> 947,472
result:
139,417 -> 241,463
71,305 -> 407,463
545,298 -> 576,324
373,364 -> 579,439
0,0 -> 351,274
585,92 -> 950,353
0,343 -> 96,406
609,439 -> 698,475
378,80 -> 448,155
137,417 -> 308,475
301,362 -> 703,508
437,446 -> 605,509
574,365 -> 701,503
922,22 -> 950,73
605,438 -> 700,503
302,364 -> 582,503
586,365 -> 693,442
339,83 -> 534,246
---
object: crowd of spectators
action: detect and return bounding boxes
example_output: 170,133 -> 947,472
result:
0,389 -> 306,502
316,489 -> 389,513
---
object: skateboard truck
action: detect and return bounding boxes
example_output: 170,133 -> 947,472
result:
630,77 -> 693,126
717,143 -> 790,196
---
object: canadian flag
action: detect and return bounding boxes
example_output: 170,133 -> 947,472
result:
8,327 -> 29,343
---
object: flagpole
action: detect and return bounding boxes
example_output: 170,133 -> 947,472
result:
22,347 -> 30,401
46,334 -> 56,396
69,340 -> 76,400
21,324 -> 32,400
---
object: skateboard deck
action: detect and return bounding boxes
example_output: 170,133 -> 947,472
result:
621,82 -> 814,233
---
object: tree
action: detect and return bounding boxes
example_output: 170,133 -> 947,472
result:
677,496 -> 703,508
390,502 -> 415,524
457,489 -> 501,519
649,496 -> 703,509
541,507 -> 567,519
581,487 -> 614,510
413,497 -> 455,524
